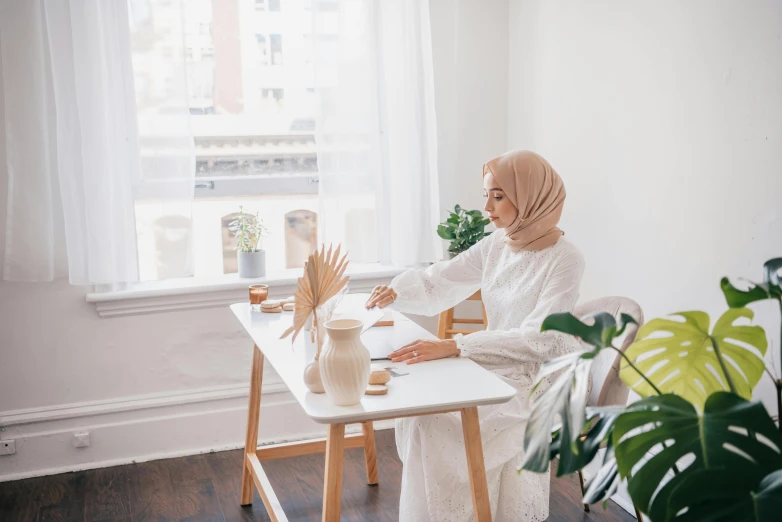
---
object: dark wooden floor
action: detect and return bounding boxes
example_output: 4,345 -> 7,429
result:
0,429 -> 634,522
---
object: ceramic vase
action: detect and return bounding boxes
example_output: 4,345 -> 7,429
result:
319,319 -> 370,406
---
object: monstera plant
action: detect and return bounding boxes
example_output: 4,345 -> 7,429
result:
521,257 -> 782,522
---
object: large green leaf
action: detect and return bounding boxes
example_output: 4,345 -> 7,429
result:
548,406 -> 623,477
620,309 -> 767,407
662,468 -> 782,522
522,351 -> 589,472
542,311 -> 637,349
522,312 -> 637,474
583,435 -> 621,504
613,392 -> 782,521
722,258 -> 782,307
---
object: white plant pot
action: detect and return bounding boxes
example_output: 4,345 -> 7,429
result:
237,250 -> 266,278
320,319 -> 371,406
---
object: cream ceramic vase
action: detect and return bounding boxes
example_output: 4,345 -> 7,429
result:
319,319 -> 370,406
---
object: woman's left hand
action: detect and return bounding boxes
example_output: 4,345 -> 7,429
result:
389,339 -> 460,364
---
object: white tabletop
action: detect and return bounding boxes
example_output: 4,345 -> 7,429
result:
231,301 -> 516,424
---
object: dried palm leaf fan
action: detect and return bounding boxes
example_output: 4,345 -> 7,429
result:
280,244 -> 350,359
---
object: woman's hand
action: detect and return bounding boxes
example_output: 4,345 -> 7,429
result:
365,285 -> 398,309
389,339 -> 460,364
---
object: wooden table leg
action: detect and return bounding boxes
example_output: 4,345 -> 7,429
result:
461,407 -> 492,522
241,345 -> 264,505
322,423 -> 346,522
361,421 -> 379,485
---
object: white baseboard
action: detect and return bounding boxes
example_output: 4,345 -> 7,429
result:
0,382 -> 394,482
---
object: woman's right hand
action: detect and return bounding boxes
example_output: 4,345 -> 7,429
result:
365,285 -> 397,309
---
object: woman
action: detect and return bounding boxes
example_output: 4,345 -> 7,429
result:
365,150 -> 584,522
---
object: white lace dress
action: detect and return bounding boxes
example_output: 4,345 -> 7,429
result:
390,231 -> 585,522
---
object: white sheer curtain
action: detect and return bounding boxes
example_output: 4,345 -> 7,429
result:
313,0 -> 441,267
0,0 -> 194,285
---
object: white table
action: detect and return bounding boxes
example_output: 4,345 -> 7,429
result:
231,302 -> 516,522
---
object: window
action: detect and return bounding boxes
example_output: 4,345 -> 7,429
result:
256,33 -> 268,65
131,0 -> 324,281
270,34 -> 283,65
262,88 -> 285,101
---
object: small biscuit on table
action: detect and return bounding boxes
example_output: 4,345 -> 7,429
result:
369,369 -> 391,385
365,384 -> 388,396
283,296 -> 296,304
261,300 -> 281,309
261,306 -> 282,313
282,303 -> 295,311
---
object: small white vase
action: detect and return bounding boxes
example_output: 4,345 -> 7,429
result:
303,357 -> 325,394
237,250 -> 266,278
320,319 -> 371,406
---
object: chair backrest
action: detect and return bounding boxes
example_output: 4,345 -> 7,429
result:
437,290 -> 487,339
573,296 -> 644,407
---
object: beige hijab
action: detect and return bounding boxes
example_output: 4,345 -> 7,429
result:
483,150 -> 565,252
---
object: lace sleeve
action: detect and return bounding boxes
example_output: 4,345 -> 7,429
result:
454,248 -> 584,367
389,235 -> 488,317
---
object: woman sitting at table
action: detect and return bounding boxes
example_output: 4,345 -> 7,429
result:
365,150 -> 584,522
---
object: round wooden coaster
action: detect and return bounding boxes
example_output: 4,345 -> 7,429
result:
365,384 -> 388,396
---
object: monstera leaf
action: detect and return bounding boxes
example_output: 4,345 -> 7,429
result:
620,309 -> 767,407
583,435 -> 621,505
614,393 -> 782,522
521,312 -> 636,473
544,406 -> 625,504
549,406 -> 623,476
522,350 -> 590,472
664,468 -> 782,522
722,257 -> 782,307
540,310 -> 637,349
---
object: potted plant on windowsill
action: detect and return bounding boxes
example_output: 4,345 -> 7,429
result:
230,206 -> 269,278
436,204 -> 492,259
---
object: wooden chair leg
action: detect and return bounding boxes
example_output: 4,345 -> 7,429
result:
241,346 -> 264,505
577,469 -> 590,512
322,423 -> 346,522
437,308 -> 454,339
361,421 -> 379,485
461,407 -> 492,522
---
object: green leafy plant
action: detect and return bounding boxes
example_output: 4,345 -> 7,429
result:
436,204 -> 491,256
620,309 -> 767,406
520,257 -> 782,521
722,258 -> 782,427
229,206 -> 269,253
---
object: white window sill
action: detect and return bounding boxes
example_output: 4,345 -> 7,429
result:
86,263 -> 405,318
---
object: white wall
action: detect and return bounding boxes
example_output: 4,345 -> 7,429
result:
430,0 -> 509,218
507,0 -> 782,513
0,0 -> 509,480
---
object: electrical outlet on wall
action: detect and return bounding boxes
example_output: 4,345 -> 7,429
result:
73,432 -> 90,448
0,439 -> 15,456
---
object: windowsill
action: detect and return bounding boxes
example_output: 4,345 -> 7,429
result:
86,263 -> 406,318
